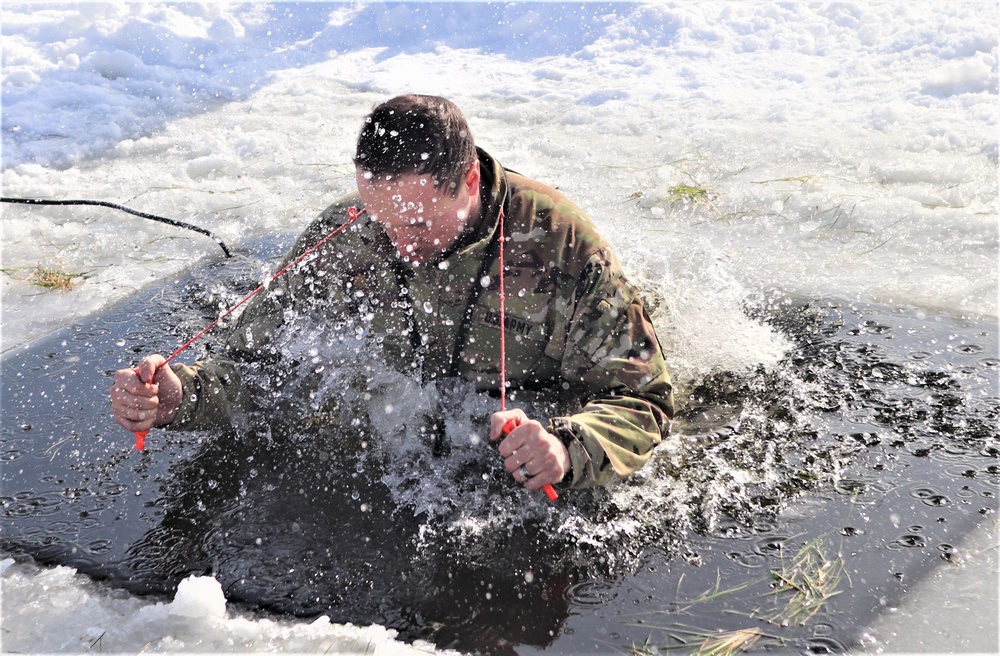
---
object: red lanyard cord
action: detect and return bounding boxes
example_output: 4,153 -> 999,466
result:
132,206 -> 364,448
497,206 -> 558,502
498,209 -> 509,413
163,207 -> 363,367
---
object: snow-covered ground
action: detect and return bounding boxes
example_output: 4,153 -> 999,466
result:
2,2 -> 996,653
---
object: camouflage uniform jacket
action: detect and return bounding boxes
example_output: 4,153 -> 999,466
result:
170,149 -> 674,489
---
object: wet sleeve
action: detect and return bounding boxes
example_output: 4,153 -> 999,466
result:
164,284 -> 287,431
168,360 -> 242,431
547,250 -> 675,488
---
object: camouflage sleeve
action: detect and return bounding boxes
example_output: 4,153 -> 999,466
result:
168,360 -> 243,431
165,282 -> 287,431
547,249 -> 675,489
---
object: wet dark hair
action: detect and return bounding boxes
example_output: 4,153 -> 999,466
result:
354,94 -> 476,196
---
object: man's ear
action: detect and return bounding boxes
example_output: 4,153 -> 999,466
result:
464,160 -> 481,195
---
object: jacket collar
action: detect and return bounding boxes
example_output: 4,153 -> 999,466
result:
440,147 -> 507,263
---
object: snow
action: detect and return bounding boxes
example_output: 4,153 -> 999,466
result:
1,558 -> 450,654
1,1 -> 996,653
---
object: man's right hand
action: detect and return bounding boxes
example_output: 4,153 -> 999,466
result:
110,355 -> 182,432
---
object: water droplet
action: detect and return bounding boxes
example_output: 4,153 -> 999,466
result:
895,534 -> 926,548
116,339 -> 126,347
422,301 -> 434,314
922,495 -> 949,507
909,487 -> 939,499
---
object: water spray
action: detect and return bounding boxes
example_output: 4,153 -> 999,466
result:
128,206 -> 363,449
86,194 -> 560,500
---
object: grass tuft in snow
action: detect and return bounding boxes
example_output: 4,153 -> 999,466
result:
667,184 -> 711,205
3,264 -> 92,292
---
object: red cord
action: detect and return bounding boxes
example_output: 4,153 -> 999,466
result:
498,210 -> 508,413
497,207 -> 558,502
163,207 -> 363,367
131,207 -> 363,449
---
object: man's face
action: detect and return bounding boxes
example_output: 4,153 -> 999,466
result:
356,164 -> 480,267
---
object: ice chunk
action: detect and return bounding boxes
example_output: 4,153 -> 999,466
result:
169,575 -> 227,619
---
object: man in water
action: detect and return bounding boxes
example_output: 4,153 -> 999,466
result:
111,94 -> 674,493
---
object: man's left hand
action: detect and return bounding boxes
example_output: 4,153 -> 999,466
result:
490,409 -> 570,491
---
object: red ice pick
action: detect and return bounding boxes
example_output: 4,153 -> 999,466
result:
501,420 -> 559,502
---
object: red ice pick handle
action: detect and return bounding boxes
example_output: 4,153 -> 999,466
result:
502,419 -> 558,502
132,367 -> 149,450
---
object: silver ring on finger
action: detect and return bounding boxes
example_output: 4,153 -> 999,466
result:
519,464 -> 531,480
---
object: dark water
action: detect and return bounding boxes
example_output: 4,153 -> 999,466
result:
2,239 -> 997,655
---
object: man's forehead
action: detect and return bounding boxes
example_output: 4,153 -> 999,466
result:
357,169 -> 437,188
